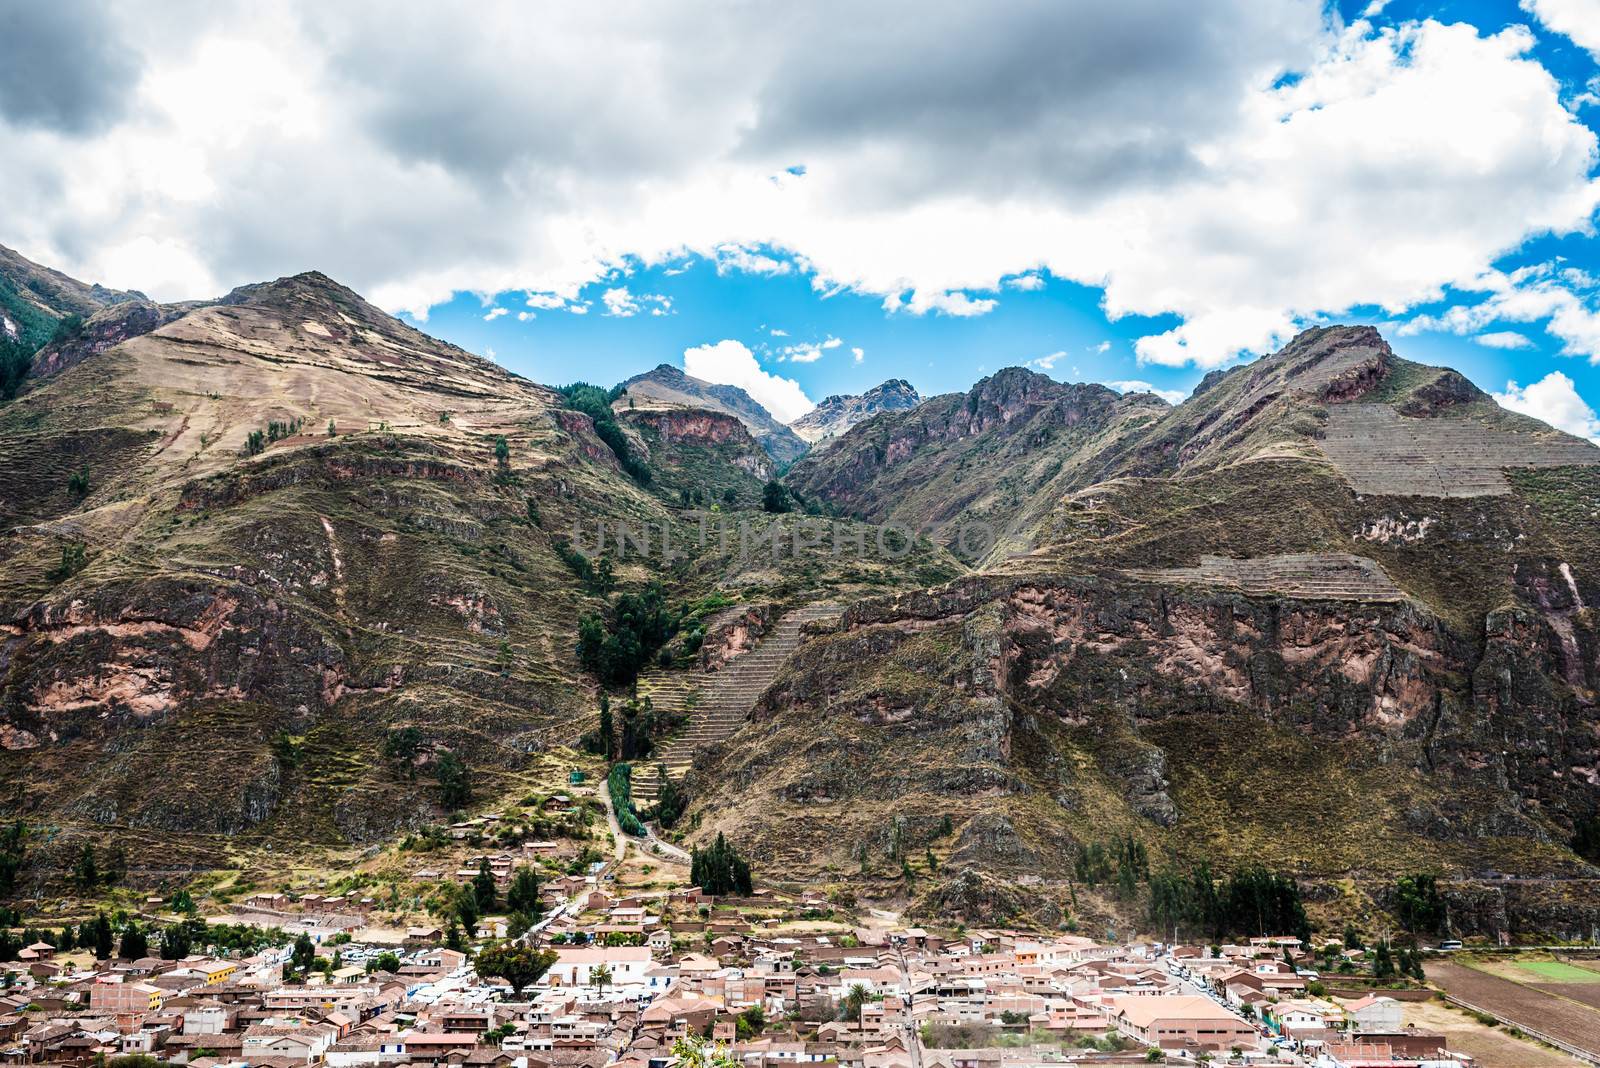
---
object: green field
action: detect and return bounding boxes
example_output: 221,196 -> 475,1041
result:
1514,961 -> 1600,982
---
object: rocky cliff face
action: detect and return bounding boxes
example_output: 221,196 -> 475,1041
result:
618,364 -> 809,463
688,567 -> 1600,931
619,407 -> 773,500
788,379 -> 922,446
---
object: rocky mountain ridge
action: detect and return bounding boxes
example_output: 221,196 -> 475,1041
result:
788,378 -> 922,446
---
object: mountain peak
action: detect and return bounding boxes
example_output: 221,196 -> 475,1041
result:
789,378 -> 923,445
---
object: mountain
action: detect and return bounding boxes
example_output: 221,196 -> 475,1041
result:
788,379 -> 922,446
617,364 -> 809,464
0,261 -> 955,887
785,366 -> 1170,562
6,246 -> 1600,942
680,325 -> 1600,934
0,243 -> 144,351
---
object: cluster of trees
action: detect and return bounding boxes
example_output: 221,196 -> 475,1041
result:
73,841 -> 128,890
0,332 -> 31,401
0,821 -> 25,896
47,542 -> 87,581
656,771 -> 687,829
1146,863 -> 1311,943
555,541 -> 615,594
244,417 -> 308,456
1374,940 -> 1427,981
761,481 -> 791,514
577,581 -> 681,685
381,728 -> 471,809
609,763 -> 646,837
582,695 -> 681,763
1394,873 -> 1446,934
435,751 -> 472,810
558,382 -> 651,484
1074,836 -> 1149,898
690,832 -> 752,896
67,466 -> 90,498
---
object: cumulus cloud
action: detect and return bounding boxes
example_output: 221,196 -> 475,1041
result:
1109,380 -> 1189,405
683,339 -> 814,421
1030,351 -> 1066,371
1520,0 -> 1600,61
852,346 -> 864,363
602,287 -> 639,316
1494,371 -> 1600,443
483,306 -> 507,320
1006,273 -> 1045,291
2,3 -> 1597,371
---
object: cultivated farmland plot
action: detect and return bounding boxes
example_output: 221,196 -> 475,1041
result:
1429,961 -> 1600,1059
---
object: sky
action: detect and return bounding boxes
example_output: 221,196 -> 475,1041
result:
3,1 -> 1600,440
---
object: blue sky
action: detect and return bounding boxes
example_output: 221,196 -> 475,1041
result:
7,1 -> 1600,439
382,0 -> 1600,434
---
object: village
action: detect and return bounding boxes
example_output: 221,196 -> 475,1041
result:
1,771 -> 1533,1068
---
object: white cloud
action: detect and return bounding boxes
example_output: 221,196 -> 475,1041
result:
516,310 -> 534,321
769,328 -> 788,337
1474,330 -> 1534,349
526,292 -> 570,310
784,344 -> 824,363
851,346 -> 864,363
1402,263 -> 1600,362
1091,340 -> 1111,354
483,306 -> 507,320
1006,272 -> 1045,291
3,5 -> 1597,372
683,339 -> 814,421
715,244 -> 794,275
1494,371 -> 1600,443
1520,0 -> 1600,61
884,289 -> 999,317
1030,350 -> 1066,370
822,336 -> 842,348
1108,379 -> 1188,405
602,286 -> 639,316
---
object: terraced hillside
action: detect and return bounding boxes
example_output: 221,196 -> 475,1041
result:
1320,403 -> 1600,497
632,603 -> 838,806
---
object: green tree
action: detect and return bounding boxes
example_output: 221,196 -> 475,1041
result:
0,821 -> 26,896
506,865 -> 542,917
73,842 -> 98,889
690,832 -> 753,896
1395,874 -> 1445,934
435,751 -> 472,809
92,913 -> 114,960
292,932 -> 316,973
374,951 -> 401,973
119,922 -> 149,959
761,480 -> 791,513
474,941 -> 558,996
454,885 -> 480,937
473,859 -> 497,914
591,961 -> 613,994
